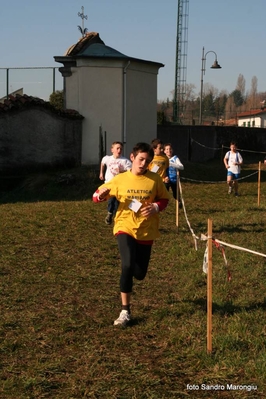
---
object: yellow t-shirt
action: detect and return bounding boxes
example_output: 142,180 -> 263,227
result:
148,154 -> 169,180
98,170 -> 170,241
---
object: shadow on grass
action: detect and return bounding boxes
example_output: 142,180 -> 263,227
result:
214,223 -> 265,234
185,221 -> 265,235
129,317 -> 146,327
0,167 -> 99,204
185,297 -> 266,316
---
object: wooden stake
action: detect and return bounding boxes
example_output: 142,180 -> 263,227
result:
207,219 -> 213,353
258,161 -> 261,207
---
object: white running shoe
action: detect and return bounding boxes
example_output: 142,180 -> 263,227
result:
113,310 -> 131,326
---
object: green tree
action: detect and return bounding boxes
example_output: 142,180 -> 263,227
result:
157,111 -> 166,125
49,90 -> 64,110
230,89 -> 244,107
202,92 -> 215,117
214,91 -> 228,119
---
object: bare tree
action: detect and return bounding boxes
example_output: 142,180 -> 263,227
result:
170,83 -> 196,103
245,76 -> 259,110
225,95 -> 237,121
250,76 -> 258,107
236,74 -> 246,98
202,83 -> 219,99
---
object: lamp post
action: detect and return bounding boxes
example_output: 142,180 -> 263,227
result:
199,47 -> 221,125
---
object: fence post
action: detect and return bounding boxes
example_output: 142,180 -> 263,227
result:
207,218 -> 213,353
258,161 -> 261,206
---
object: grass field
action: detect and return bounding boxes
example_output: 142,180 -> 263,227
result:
0,158 -> 266,398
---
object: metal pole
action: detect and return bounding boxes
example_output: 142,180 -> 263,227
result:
81,6 -> 84,33
53,67 -> 56,93
199,47 -> 205,125
6,68 -> 9,99
199,48 -> 221,125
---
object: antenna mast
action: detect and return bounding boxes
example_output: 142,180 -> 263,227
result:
173,0 -> 189,124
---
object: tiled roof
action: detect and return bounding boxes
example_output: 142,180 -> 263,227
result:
237,108 -> 266,118
0,94 -> 83,119
78,43 -> 128,58
57,31 -> 164,68
223,118 -> 238,126
65,32 -> 104,56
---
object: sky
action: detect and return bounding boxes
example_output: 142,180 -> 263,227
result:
0,0 -> 265,101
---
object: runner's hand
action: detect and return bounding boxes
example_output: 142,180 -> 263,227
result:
98,187 -> 110,200
140,202 -> 158,218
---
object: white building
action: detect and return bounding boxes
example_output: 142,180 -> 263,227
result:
55,32 -> 163,164
237,109 -> 266,128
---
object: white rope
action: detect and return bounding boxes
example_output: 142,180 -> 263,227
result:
191,138 -> 221,151
191,139 -> 266,155
179,180 -> 266,259
178,179 -> 199,250
214,238 -> 266,258
180,170 -> 259,184
201,234 -> 266,258
178,165 -> 265,281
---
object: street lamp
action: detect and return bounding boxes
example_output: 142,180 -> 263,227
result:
199,47 -> 221,125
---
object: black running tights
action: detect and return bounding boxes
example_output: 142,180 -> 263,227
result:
117,234 -> 152,293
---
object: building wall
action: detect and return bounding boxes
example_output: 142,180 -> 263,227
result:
64,58 -> 161,163
65,67 -> 79,110
125,62 -> 158,155
65,59 -> 124,163
238,115 -> 266,128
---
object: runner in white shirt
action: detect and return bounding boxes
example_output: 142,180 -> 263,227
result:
224,142 -> 243,196
99,141 -> 131,224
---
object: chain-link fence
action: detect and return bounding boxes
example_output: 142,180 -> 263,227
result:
0,67 -> 63,102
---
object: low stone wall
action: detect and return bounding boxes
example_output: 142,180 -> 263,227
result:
0,106 -> 83,174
